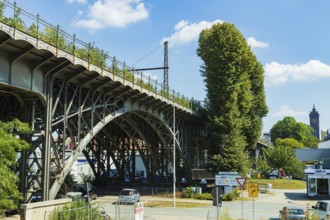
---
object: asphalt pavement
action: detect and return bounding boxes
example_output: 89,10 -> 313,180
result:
4,188 -> 319,220
94,188 -> 316,220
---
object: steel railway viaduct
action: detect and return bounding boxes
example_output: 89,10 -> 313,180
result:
0,17 -> 206,201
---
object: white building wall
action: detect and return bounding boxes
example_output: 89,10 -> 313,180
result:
318,140 -> 330,149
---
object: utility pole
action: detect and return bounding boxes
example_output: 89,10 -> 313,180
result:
164,41 -> 168,93
134,41 -> 169,92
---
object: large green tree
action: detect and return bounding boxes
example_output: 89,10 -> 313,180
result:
257,138 -> 305,178
0,119 -> 31,216
197,22 -> 268,173
270,116 -> 318,148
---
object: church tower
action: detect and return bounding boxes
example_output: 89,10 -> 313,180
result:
309,105 -> 320,140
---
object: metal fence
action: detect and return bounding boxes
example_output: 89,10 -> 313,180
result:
45,204 -> 110,220
115,201 -> 136,220
137,187 -> 185,197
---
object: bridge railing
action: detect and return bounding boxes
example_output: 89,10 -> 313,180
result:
0,0 -> 203,112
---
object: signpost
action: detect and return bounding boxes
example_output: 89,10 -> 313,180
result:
248,183 -> 258,220
248,183 -> 258,197
236,178 -> 247,188
211,187 -> 223,220
86,182 -> 92,203
214,172 -> 241,220
236,178 -> 246,220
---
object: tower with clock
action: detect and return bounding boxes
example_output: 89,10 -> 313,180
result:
309,105 -> 320,140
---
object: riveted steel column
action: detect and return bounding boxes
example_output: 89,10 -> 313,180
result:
43,74 -> 52,201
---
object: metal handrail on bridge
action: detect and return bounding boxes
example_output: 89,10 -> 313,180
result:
0,0 -> 203,112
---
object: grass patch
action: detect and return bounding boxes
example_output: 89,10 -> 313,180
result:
247,179 -> 306,189
144,201 -> 208,208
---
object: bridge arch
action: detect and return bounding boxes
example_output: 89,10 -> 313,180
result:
49,106 -> 190,199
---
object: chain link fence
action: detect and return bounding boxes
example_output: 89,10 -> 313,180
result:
115,202 -> 144,220
45,203 -> 110,220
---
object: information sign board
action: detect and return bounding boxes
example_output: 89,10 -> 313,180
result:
215,173 -> 241,186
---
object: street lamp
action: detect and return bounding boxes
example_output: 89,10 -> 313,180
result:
173,99 -> 176,208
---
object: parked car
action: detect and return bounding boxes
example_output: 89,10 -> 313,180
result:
279,206 -> 306,220
312,200 -> 330,220
118,188 -> 140,204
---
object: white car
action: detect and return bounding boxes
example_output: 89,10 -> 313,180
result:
118,188 -> 140,204
312,200 -> 330,220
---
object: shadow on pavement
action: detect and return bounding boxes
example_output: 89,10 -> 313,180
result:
284,192 -> 309,201
285,191 -> 330,203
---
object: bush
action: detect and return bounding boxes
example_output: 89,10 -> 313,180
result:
48,200 -> 104,220
193,193 -> 212,200
222,191 -> 240,201
181,187 -> 195,198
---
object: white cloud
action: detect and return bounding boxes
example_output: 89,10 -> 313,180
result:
161,19 -> 223,47
68,0 -> 87,4
74,0 -> 148,30
247,37 -> 268,48
274,105 -> 307,118
265,60 -> 330,85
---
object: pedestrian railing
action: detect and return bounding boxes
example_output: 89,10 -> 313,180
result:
46,203 -> 110,220
0,0 -> 203,112
115,201 -> 144,220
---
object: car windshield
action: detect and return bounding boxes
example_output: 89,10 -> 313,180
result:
121,190 -> 133,196
289,209 -> 304,215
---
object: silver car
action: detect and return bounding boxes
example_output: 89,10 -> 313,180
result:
118,188 -> 140,204
279,206 -> 306,220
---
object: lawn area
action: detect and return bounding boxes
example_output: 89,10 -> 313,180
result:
142,179 -> 306,208
247,178 -> 306,189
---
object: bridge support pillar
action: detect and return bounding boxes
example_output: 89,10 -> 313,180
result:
42,76 -> 52,201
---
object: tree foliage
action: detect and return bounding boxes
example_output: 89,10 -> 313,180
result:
270,117 -> 318,148
197,22 -> 268,173
275,138 -> 304,149
284,157 -> 305,179
0,119 -> 31,216
256,156 -> 271,176
264,145 -> 296,174
257,138 -> 305,178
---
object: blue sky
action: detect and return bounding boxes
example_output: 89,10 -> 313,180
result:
14,0 -> 330,133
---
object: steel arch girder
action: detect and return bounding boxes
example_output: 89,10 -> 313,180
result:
128,110 -> 190,177
48,111 -> 123,200
124,103 -> 185,162
131,112 -> 169,153
114,116 -> 160,171
111,120 -> 151,180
